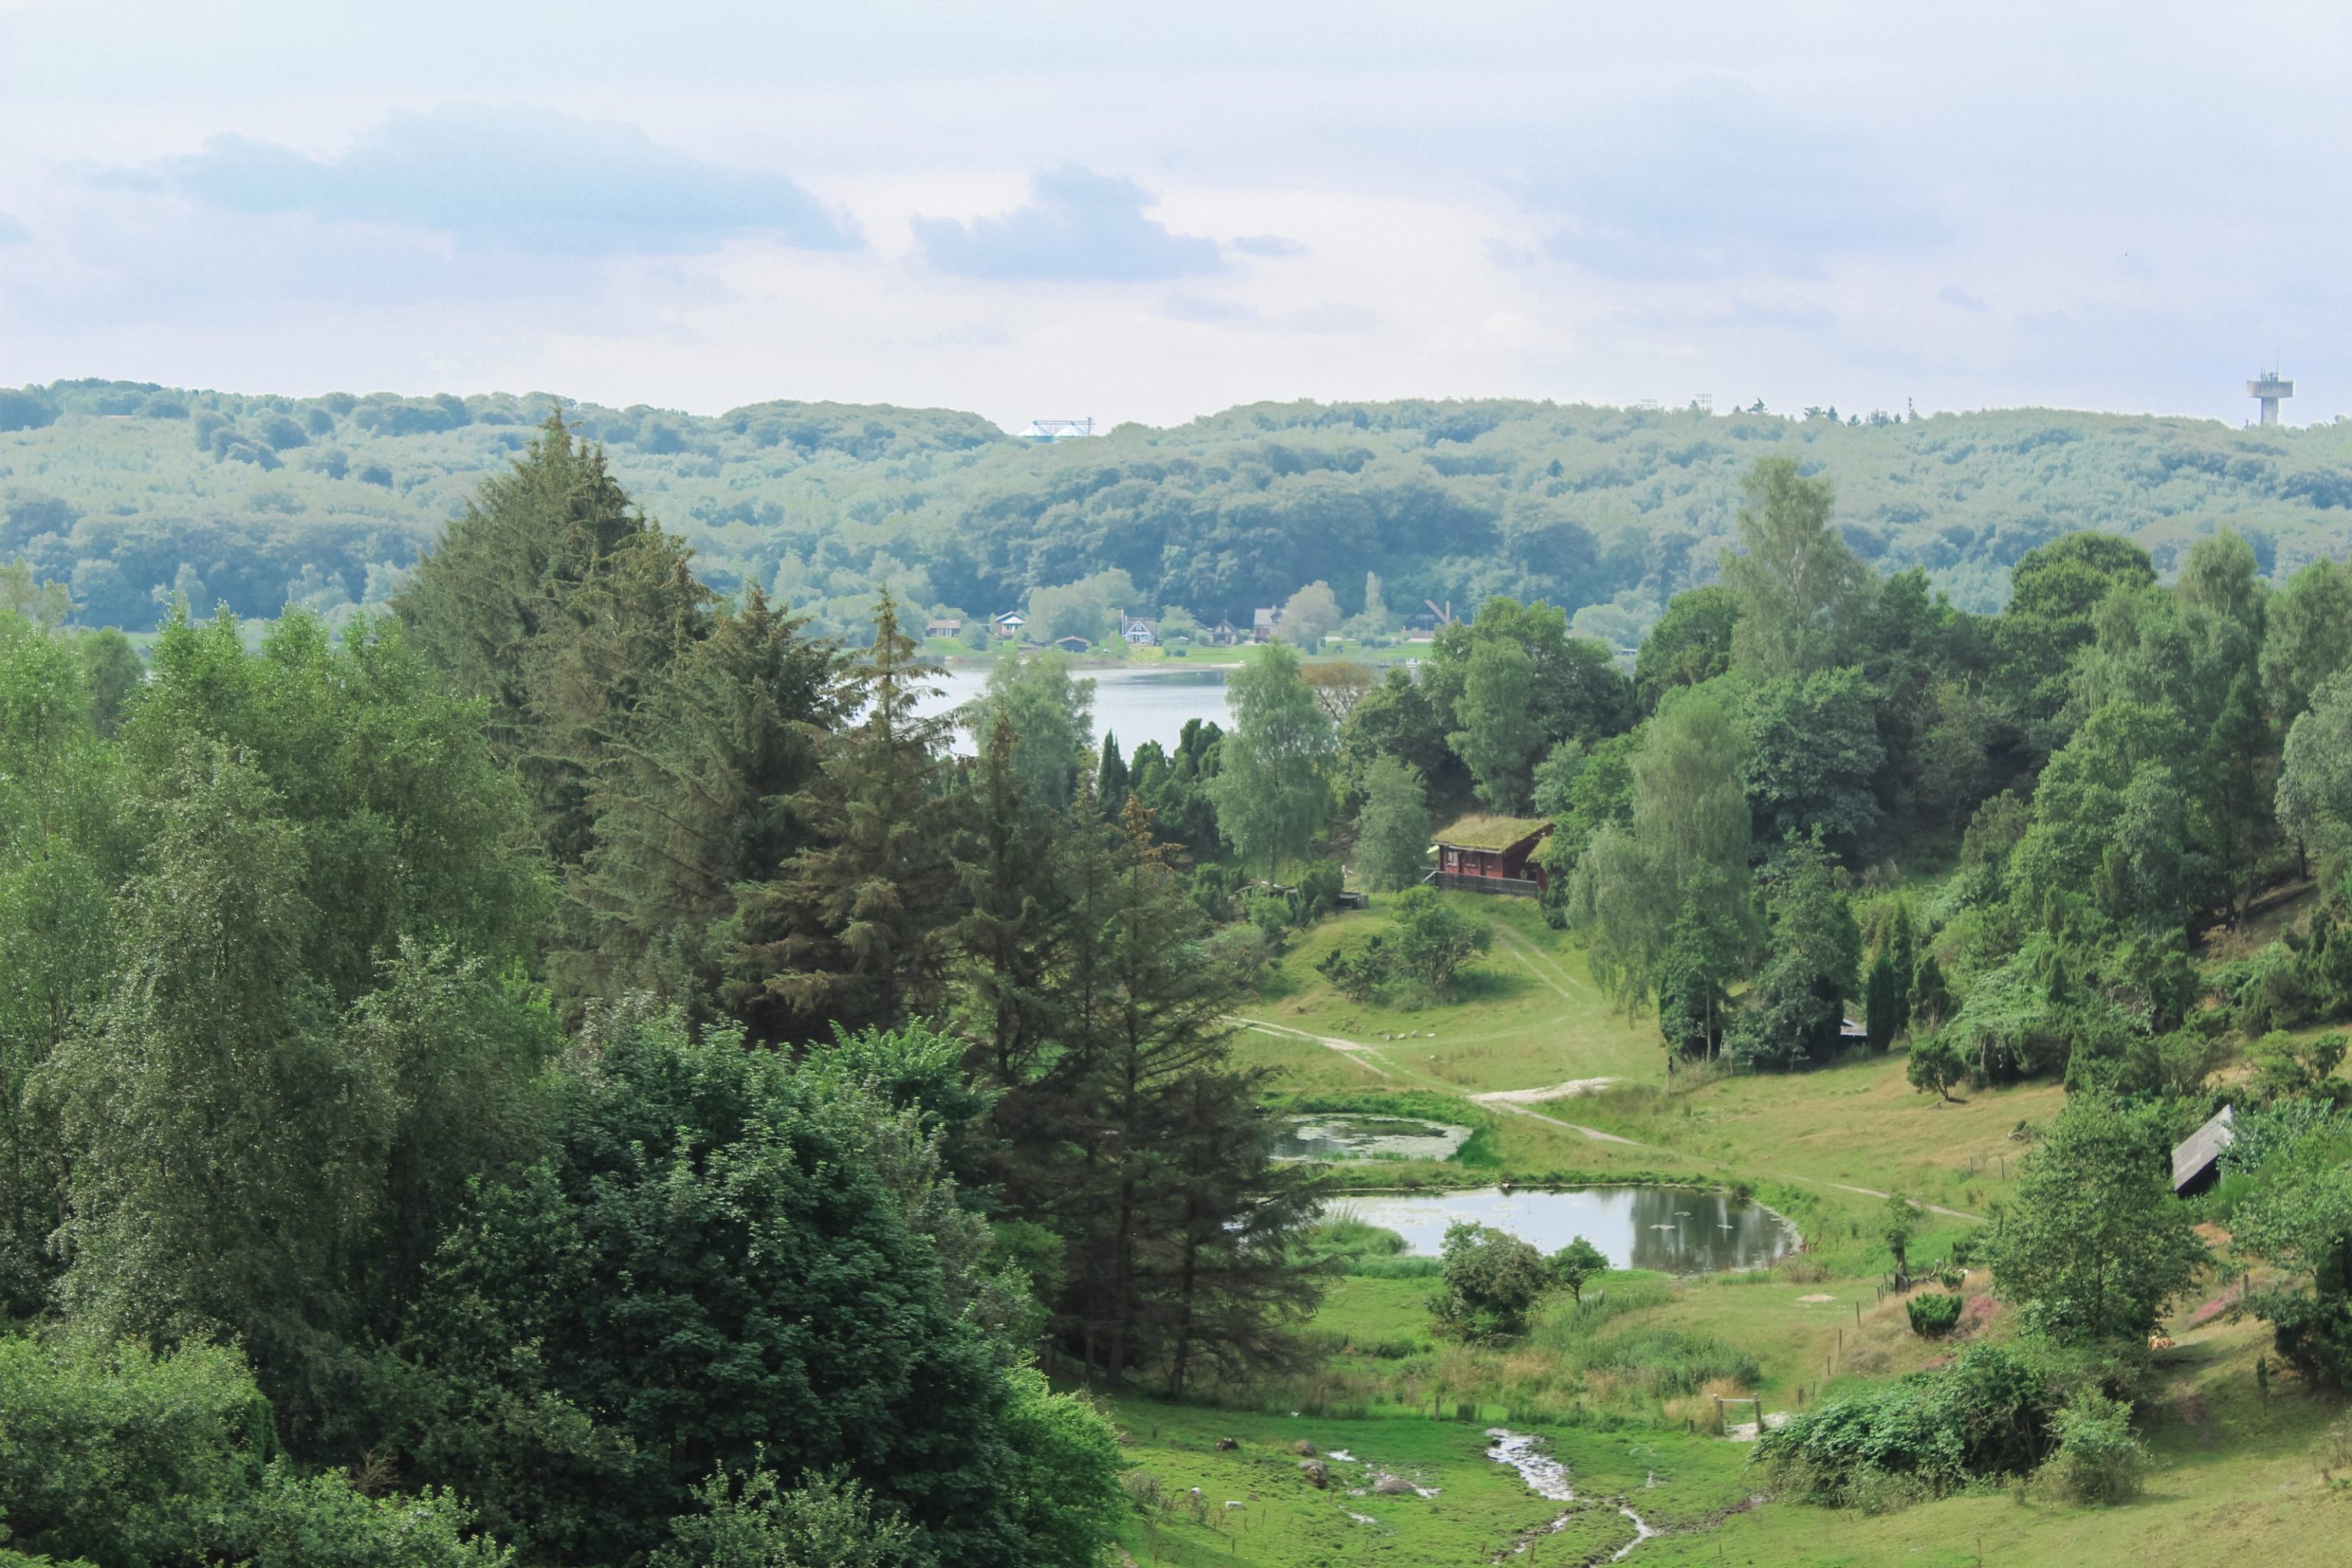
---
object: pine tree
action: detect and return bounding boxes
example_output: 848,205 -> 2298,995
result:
1094,731 -> 1130,819
397,412 -> 710,866
566,586 -> 839,1013
727,596 -> 961,1043
993,797 -> 1323,1385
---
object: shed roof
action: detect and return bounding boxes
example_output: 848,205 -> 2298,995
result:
1433,814 -> 1552,852
2171,1104 -> 2236,1193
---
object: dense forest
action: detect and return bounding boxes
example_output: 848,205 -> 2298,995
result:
8,412 -> 2352,1563
8,377 -> 2352,644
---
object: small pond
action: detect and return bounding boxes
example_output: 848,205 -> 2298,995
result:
1273,1114 -> 1472,1162
1329,1187 -> 1798,1275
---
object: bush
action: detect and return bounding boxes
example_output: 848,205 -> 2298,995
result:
1316,938 -> 1387,1002
2039,1390 -> 2147,1504
1906,1292 -> 1963,1338
1430,1222 -> 1550,1338
1756,1345 -> 2049,1506
0,1334 -> 509,1568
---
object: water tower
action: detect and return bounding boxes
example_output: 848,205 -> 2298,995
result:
2249,371 -> 2294,426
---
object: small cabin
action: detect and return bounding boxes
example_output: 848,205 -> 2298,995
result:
925,618 -> 962,640
1430,815 -> 1552,896
1207,619 -> 1243,646
1252,607 -> 1282,643
1053,635 -> 1092,655
1119,614 -> 1159,646
2172,1104 -> 2236,1197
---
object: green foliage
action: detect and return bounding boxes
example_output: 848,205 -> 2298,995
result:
2228,1111 -> 2352,1385
1740,667 -> 1886,856
1981,1096 -> 2208,1348
1548,1236 -> 1609,1302
2038,1388 -> 2148,1504
0,617 -> 122,1311
1351,755 -> 1430,892
1725,838 -> 1860,1070
1721,456 -> 1866,679
727,596 -> 961,1042
1755,1344 -> 2050,1506
1384,887 -> 1493,1000
0,1334 -> 508,1568
0,1335 -> 270,1567
1905,1292 -> 1962,1337
395,1009 -> 1045,1566
1430,1222 -> 1550,1338
652,1467 -> 930,1568
1430,596 -> 1632,813
1905,1031 -> 1969,1102
1205,641 -> 1334,879
563,586 -> 838,1014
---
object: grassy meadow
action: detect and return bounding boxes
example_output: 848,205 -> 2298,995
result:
1099,889 -> 2352,1567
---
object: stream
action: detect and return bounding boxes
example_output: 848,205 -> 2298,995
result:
1484,1429 -> 1658,1562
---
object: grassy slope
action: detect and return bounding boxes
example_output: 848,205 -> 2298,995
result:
1108,889 -> 2352,1567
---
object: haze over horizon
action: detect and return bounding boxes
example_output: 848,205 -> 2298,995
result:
2,2 -> 2345,431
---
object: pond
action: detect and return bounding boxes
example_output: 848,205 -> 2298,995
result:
915,665 -> 1233,756
1328,1187 -> 1798,1275
1273,1114 -> 1473,1162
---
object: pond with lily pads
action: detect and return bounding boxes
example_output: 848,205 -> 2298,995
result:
1328,1186 -> 1798,1275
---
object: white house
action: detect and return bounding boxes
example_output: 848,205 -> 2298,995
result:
1119,612 -> 1159,646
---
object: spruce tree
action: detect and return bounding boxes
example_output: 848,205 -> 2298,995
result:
397,412 -> 710,866
567,586 -> 839,1012
727,596 -> 961,1042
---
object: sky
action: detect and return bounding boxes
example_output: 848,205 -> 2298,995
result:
2,1 -> 2347,431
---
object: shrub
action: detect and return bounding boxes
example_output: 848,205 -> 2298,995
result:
1316,938 -> 1387,1002
1906,1292 -> 1963,1338
1430,1222 -> 1550,1338
1756,1345 -> 2050,1505
2039,1390 -> 2147,1504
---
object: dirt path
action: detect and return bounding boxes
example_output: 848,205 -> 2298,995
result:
1489,922 -> 1586,1000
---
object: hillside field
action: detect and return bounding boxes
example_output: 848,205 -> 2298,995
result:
1099,890 -> 2352,1568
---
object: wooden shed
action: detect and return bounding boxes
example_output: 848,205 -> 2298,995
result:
2171,1104 -> 2236,1197
1430,815 -> 1553,896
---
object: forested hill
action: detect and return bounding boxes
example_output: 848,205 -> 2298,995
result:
6,376 -> 2352,639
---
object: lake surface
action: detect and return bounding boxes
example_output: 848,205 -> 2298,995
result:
915,664 -> 1233,756
1330,1187 -> 1798,1275
1274,1114 -> 1473,1161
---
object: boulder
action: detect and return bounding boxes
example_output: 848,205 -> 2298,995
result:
1298,1460 -> 1328,1488
1292,1439 -> 1317,1456
1372,1474 -> 1417,1494
1214,1436 -> 1240,1452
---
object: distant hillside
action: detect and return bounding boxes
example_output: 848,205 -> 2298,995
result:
5,378 -> 2350,638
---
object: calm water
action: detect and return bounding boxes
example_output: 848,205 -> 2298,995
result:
915,664 -> 1233,756
1331,1187 -> 1798,1275
1274,1114 -> 1473,1161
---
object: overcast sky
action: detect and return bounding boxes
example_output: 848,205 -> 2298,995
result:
2,1 -> 2346,430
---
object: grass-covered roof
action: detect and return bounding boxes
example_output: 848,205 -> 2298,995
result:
1432,814 -> 1551,851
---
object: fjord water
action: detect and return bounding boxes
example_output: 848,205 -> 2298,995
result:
1334,1187 -> 1798,1275
916,665 -> 1233,755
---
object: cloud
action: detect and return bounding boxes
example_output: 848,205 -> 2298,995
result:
1165,293 -> 1259,324
1526,83 -> 1945,280
913,164 -> 1223,281
1162,295 -> 1374,335
103,103 -> 858,256
0,214 -> 28,244
1938,283 -> 1990,312
1230,234 -> 1305,257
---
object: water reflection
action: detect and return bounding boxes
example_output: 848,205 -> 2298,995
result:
1331,1186 -> 1797,1275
